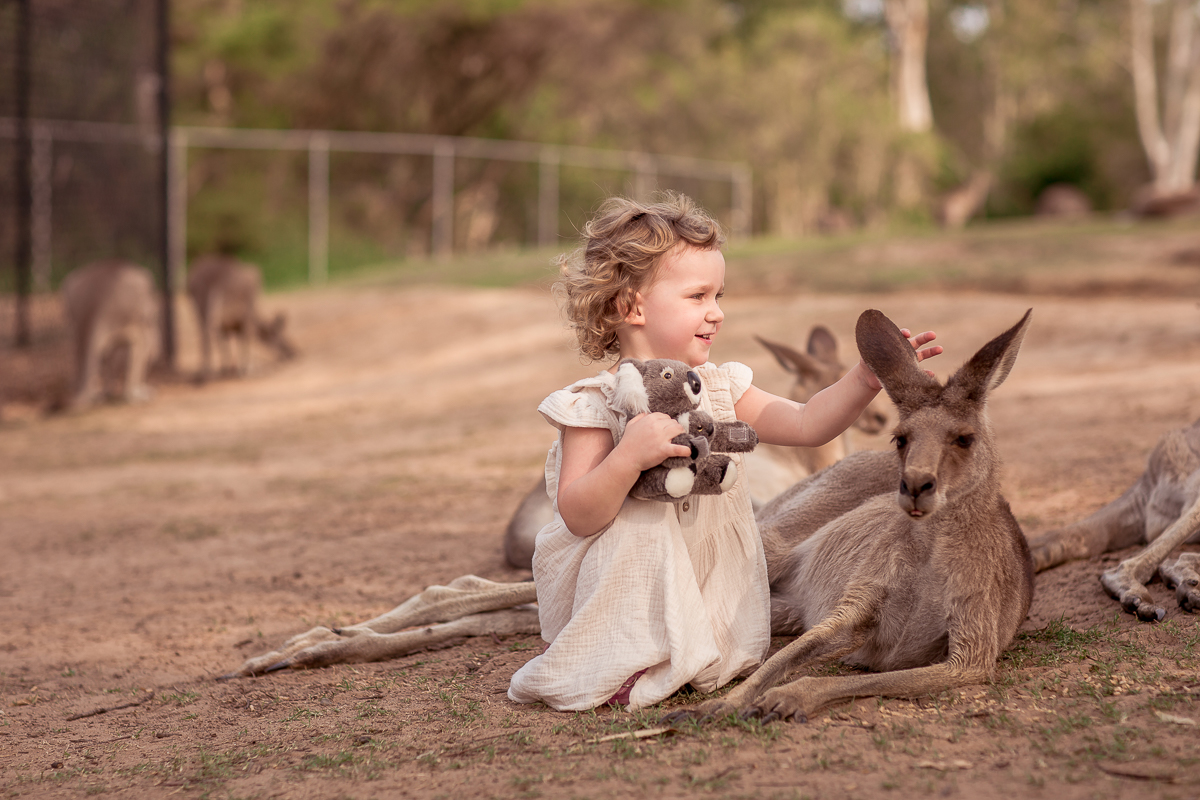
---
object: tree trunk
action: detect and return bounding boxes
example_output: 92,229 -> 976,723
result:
1130,0 -> 1200,195
884,0 -> 933,133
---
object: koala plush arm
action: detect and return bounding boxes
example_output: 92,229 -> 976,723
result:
709,420 -> 758,453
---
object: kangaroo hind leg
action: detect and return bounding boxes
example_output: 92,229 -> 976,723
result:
221,576 -> 539,679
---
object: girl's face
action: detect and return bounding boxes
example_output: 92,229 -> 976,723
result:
623,245 -> 726,367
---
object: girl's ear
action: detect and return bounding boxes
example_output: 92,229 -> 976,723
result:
622,291 -> 646,326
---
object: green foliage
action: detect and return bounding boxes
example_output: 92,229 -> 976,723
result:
168,0 -> 1146,268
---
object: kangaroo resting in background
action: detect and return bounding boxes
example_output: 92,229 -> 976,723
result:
187,255 -> 296,382
61,259 -> 160,410
1027,420 -> 1200,621
502,326 -> 889,570
225,309 -> 1034,730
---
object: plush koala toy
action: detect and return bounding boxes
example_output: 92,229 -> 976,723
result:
609,358 -> 758,502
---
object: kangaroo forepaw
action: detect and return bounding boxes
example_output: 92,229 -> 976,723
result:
1100,566 -> 1165,622
1161,554 -> 1200,614
660,709 -> 701,727
747,689 -> 809,724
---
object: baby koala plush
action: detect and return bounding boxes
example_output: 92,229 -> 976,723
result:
610,358 -> 758,502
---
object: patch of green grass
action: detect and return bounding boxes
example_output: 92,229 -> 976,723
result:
160,690 -> 200,706
284,706 -> 323,722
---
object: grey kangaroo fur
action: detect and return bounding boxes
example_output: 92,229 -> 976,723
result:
1026,420 -> 1200,620
187,255 -> 296,382
225,309 -> 1034,729
502,326 -> 889,570
61,259 -> 161,410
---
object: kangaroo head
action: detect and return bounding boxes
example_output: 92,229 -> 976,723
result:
856,308 -> 1031,519
259,312 -> 297,359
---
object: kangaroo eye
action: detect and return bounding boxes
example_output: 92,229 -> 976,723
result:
955,434 -> 974,449
892,434 -> 907,450
661,368 -> 674,380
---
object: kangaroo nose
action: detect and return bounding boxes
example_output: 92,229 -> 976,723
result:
901,474 -> 936,499
686,371 -> 702,399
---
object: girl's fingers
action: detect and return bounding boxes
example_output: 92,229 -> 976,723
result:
915,345 -> 943,363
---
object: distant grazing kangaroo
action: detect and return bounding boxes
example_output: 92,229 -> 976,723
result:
1027,420 -> 1200,620
224,309 -> 1034,727
502,326 -> 889,570
187,255 -> 296,382
61,259 -> 160,410
938,171 -> 992,230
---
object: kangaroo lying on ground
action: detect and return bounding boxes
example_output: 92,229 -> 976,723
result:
502,326 -> 889,570
225,309 -> 1034,729
187,255 -> 296,382
61,260 -> 160,410
664,308 -> 1034,722
1026,420 -> 1200,621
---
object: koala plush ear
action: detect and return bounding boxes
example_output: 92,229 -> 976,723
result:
612,359 -> 650,416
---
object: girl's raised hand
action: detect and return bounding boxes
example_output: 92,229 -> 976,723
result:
860,328 -> 943,391
619,412 -> 691,471
901,328 -> 942,365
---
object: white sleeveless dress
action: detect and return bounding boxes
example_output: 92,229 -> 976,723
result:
507,362 -> 771,711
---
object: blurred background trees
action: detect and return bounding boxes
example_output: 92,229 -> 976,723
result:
166,0 -> 1190,275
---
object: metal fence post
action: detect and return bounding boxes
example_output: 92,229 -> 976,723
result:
13,0 -> 31,347
634,154 -> 657,202
168,128 -> 188,290
308,132 -> 330,284
538,146 -> 559,248
731,164 -> 752,239
432,138 -> 455,259
31,123 -> 52,292
156,0 -> 175,368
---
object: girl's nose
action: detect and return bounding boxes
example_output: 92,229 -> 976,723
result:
707,302 -> 724,323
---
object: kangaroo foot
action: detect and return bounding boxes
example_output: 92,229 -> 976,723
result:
661,694 -> 747,726
1160,553 -> 1200,613
1099,562 -> 1165,622
219,608 -> 541,680
742,685 -> 811,724
1028,535 -> 1083,574
220,626 -> 347,679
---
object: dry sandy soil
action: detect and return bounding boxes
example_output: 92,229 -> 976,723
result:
2,227 -> 1199,799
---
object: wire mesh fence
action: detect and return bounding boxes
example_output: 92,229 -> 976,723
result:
1,0 -> 750,409
1,0 -> 166,297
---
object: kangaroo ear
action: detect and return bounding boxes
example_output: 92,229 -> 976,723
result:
806,325 -> 838,362
948,309 -> 1032,402
754,335 -> 827,382
855,309 -> 938,409
612,359 -> 650,416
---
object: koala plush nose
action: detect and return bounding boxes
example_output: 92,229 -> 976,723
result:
686,371 -> 702,402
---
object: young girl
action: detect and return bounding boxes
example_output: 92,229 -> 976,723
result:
508,193 -> 940,711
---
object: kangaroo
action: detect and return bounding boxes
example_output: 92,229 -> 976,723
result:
1026,420 -> 1200,621
186,255 -> 296,382
502,326 -> 889,570
61,259 -> 160,410
938,171 -> 992,230
224,309 -> 1034,724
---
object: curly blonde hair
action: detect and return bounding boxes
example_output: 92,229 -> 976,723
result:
555,193 -> 725,362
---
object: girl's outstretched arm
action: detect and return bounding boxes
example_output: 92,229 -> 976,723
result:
557,413 -> 691,538
737,328 -> 941,447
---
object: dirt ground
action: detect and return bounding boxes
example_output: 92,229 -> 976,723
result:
2,233 -> 1199,799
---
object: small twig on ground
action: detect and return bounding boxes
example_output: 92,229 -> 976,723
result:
65,693 -> 155,721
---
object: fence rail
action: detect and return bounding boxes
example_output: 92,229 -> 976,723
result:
2,118 -> 752,289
